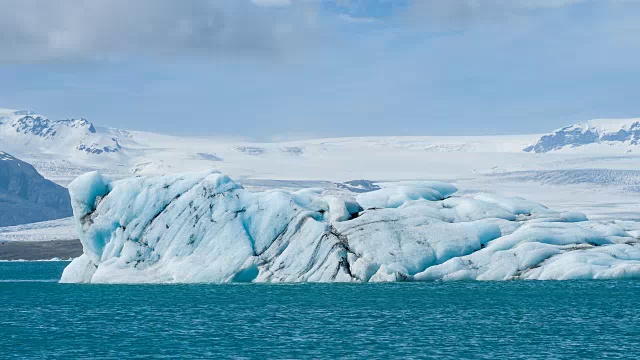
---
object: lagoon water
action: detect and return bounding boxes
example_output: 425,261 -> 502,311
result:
1,261 -> 639,359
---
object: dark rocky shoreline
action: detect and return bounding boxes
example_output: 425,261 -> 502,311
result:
0,239 -> 82,261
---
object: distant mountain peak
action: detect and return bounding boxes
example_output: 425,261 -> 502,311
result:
10,114 -> 98,138
0,107 -> 120,159
55,118 -> 97,133
525,118 -> 640,153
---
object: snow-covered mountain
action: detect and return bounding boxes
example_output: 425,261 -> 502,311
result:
2,106 -> 542,185
525,118 -> 640,153
5,107 -> 640,185
4,106 -> 640,223
0,151 -> 72,226
0,108 -> 124,158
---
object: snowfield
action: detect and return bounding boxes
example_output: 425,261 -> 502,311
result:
4,108 -> 640,186
4,106 -> 640,256
0,217 -> 75,242
61,171 -> 640,283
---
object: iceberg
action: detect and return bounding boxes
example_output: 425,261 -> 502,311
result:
61,171 -> 640,283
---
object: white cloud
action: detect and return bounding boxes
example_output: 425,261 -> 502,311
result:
1,0 -> 636,64
0,0 -> 315,63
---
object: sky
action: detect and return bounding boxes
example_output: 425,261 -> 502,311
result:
1,0 -> 639,139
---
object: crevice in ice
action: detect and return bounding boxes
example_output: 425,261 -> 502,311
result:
329,226 -> 359,281
337,255 -> 354,279
299,234 -> 327,277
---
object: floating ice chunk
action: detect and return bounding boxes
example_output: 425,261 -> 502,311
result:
60,254 -> 96,283
61,171 -> 640,283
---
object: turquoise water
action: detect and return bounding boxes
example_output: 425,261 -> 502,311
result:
1,262 -> 639,359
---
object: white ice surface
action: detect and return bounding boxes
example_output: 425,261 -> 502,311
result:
0,217 -> 76,242
61,171 -> 640,283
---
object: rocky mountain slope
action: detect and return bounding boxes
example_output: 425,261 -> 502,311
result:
0,151 -> 72,226
0,108 -> 123,157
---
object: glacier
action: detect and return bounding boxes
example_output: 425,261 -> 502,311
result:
60,171 -> 640,283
